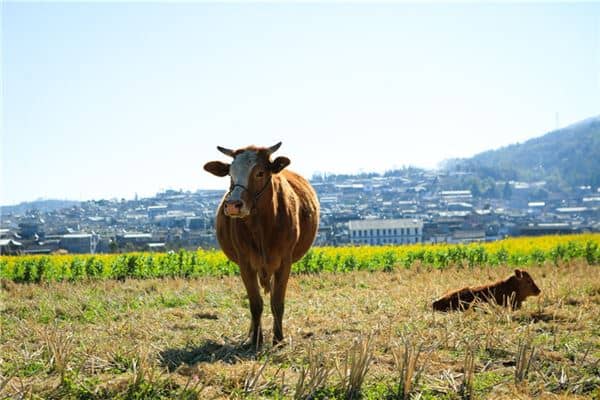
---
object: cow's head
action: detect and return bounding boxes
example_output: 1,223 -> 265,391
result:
204,142 -> 290,218
513,269 -> 541,298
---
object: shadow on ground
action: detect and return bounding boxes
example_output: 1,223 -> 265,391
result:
159,339 -> 261,371
514,311 -> 574,324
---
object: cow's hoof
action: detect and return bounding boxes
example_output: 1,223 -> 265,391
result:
243,334 -> 263,350
241,341 -> 262,351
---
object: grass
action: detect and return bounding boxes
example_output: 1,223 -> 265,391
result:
1,261 -> 599,399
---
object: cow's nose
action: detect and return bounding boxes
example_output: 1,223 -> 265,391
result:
225,200 -> 244,215
226,200 -> 243,209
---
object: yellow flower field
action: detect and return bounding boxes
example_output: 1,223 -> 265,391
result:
1,234 -> 598,283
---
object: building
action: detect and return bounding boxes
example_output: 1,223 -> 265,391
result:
147,205 -> 168,220
450,230 -> 487,244
516,223 -> 577,236
116,233 -> 153,249
60,233 -> 99,254
147,243 -> 166,252
155,210 -> 196,228
348,218 -> 423,245
186,217 -> 205,230
18,218 -> 45,240
440,190 -> 472,203
0,239 -> 22,255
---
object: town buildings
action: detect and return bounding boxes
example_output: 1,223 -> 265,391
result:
1,169 -> 598,254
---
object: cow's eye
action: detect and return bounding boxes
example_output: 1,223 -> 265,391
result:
256,171 -> 265,178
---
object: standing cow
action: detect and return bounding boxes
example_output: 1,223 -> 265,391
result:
204,142 -> 319,347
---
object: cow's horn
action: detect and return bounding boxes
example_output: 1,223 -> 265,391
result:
217,146 -> 235,157
267,142 -> 282,155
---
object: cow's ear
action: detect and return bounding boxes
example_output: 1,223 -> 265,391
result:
269,156 -> 290,173
514,269 -> 523,278
204,161 -> 229,177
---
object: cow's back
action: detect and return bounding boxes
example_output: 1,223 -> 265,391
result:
471,279 -> 516,307
433,287 -> 476,311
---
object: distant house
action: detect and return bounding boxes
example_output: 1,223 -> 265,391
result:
116,233 -> 153,249
527,202 -> 546,214
348,218 -> 423,245
147,205 -> 168,220
155,211 -> 196,228
582,196 -> 600,205
528,201 -> 545,208
0,239 -> 22,255
185,217 -> 205,230
18,218 -> 45,240
60,233 -> 99,254
449,230 -> 487,244
556,207 -> 589,215
440,190 -> 472,203
447,202 -> 473,212
147,243 -> 166,252
517,223 -> 577,236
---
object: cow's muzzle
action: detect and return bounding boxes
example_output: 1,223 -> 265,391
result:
224,200 -> 249,217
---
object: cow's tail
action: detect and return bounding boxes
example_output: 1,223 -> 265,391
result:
259,271 -> 272,294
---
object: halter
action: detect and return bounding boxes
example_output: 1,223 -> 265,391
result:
227,176 -> 272,210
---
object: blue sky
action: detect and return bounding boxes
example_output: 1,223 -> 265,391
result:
2,2 -> 599,205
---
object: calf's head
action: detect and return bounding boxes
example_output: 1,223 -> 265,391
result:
513,269 -> 541,299
204,142 -> 290,218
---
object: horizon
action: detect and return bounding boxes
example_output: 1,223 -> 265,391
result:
2,2 -> 599,206
1,112 -> 598,208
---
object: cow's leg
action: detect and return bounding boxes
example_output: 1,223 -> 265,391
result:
240,266 -> 263,348
271,260 -> 291,345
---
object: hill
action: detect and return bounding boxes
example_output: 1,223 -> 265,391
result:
1,199 -> 80,215
445,115 -> 600,189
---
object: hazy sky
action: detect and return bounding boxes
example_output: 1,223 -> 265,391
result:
2,2 -> 599,205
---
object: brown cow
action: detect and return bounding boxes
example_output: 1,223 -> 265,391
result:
204,142 -> 319,347
432,269 -> 541,312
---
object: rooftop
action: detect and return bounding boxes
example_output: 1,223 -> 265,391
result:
348,218 -> 423,230
556,207 -> 588,213
62,233 -> 92,239
528,202 -> 546,207
121,233 -> 152,239
0,239 -> 22,246
440,190 -> 471,196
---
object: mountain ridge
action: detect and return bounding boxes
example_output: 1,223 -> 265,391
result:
443,115 -> 600,189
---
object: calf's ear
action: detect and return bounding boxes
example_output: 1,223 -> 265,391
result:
514,269 -> 523,278
270,156 -> 290,173
204,161 -> 230,177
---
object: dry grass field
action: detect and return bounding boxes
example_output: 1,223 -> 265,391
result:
1,261 -> 599,399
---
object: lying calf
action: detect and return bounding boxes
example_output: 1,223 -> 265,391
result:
433,269 -> 541,311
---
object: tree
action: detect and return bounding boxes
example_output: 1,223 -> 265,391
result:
482,178 -> 499,198
469,180 -> 481,198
